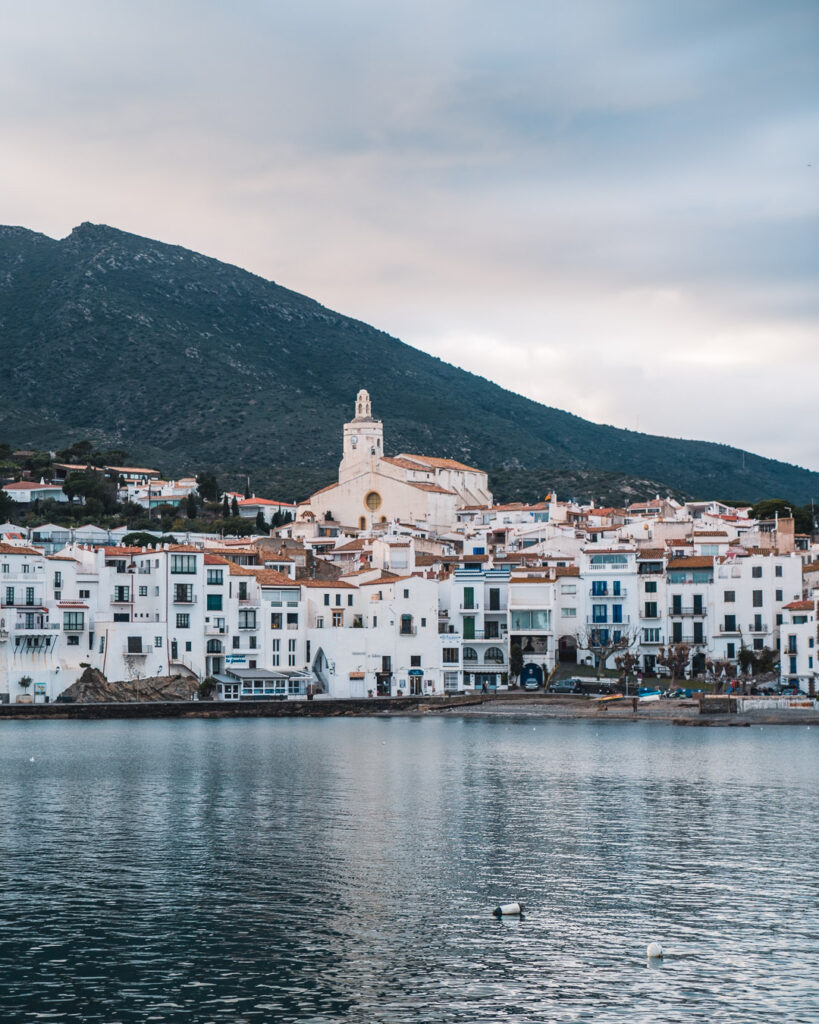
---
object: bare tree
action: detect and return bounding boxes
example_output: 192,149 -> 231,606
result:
614,650 -> 640,693
576,626 -> 640,677
656,644 -> 693,687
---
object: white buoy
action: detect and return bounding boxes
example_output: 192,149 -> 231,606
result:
493,902 -> 523,917
646,942 -> 664,959
28,757 -> 35,763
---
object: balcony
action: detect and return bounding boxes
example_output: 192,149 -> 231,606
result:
718,623 -> 740,635
205,625 -> 227,635
589,588 -> 628,598
668,606 -> 706,617
459,604 -> 479,612
14,618 -> 53,631
748,623 -> 769,633
123,646 -> 149,656
172,593 -> 197,604
111,594 -> 132,604
670,635 -> 705,645
640,636 -> 664,645
237,622 -> 257,630
586,616 -> 631,626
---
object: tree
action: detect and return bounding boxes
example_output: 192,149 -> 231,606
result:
656,643 -> 692,687
196,473 -> 220,503
222,494 -> 230,518
509,642 -> 523,685
576,626 -> 639,677
255,507 -> 267,531
614,650 -> 639,689
231,496 -> 239,517
244,477 -> 251,499
185,492 -> 198,519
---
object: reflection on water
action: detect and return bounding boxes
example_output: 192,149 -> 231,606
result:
0,717 -> 816,1022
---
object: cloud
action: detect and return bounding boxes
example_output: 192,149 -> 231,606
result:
0,0 -> 817,471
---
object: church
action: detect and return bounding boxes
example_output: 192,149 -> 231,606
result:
298,390 -> 492,529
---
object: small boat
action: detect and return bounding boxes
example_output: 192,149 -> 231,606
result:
594,693 -> 624,703
637,687 -> 662,703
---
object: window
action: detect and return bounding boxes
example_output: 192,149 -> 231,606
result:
185,641 -> 191,652
485,647 -> 504,664
348,594 -> 353,607
443,648 -> 459,663
54,571 -> 62,588
113,613 -> 130,622
127,636 -> 143,654
672,622 -> 682,642
67,635 -> 79,646
463,587 -> 475,610
238,610 -> 256,629
372,616 -> 377,628
332,611 -> 343,627
561,584 -> 576,594
775,590 -> 782,602
272,638 -> 280,665
752,591 -> 763,608
139,586 -> 148,597
288,638 -> 296,666
171,554 -> 196,574
154,636 -> 163,648
421,617 -> 426,627
249,636 -> 257,649
174,584 -> 193,603
753,638 -> 764,651
644,601 -> 657,619
335,594 -> 341,607
207,568 -> 223,585
724,590 -> 735,603
114,585 -> 130,602
462,647 -> 478,662
5,586 -> 13,605
271,613 -> 282,629
324,594 -> 330,606
411,655 -> 422,667
727,643 -> 736,659
775,565 -> 782,577
510,609 -> 550,629
79,589 -> 90,599
592,604 -> 607,623
63,612 -> 84,630
400,614 -> 414,635
316,616 -> 324,628
238,581 -> 248,601
644,581 -> 657,593
643,628 -> 660,643
752,566 -> 762,578
206,594 -> 222,611
562,607 -> 577,617
176,614 -> 190,628
232,636 -> 240,649
724,614 -> 737,632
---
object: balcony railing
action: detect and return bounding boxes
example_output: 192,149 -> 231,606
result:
748,623 -> 769,633
640,636 -> 664,645
173,593 -> 197,604
589,588 -> 628,598
668,606 -> 706,616
123,646 -> 149,656
670,635 -> 706,645
586,616 -> 631,626
111,594 -> 132,604
718,623 -> 740,634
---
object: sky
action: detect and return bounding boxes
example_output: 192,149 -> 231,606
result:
1,1 -> 817,470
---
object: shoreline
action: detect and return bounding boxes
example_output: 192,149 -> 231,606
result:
0,693 -> 816,726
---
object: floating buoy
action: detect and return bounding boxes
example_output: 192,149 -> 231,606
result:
28,757 -> 35,763
646,942 -> 664,959
493,902 -> 523,917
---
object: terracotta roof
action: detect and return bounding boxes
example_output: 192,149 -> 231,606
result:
408,482 -> 458,495
46,555 -> 79,562
309,483 -> 338,498
57,600 -> 88,608
334,539 -> 367,552
204,554 -> 231,565
252,569 -> 299,587
637,549 -> 665,559
556,566 -> 580,577
693,531 -> 729,538
102,546 -> 144,556
396,453 -> 482,473
229,564 -> 257,576
237,497 -> 296,507
301,579 -> 357,589
3,480 -> 62,491
0,543 -> 42,555
784,600 -> 814,611
358,574 -> 414,586
667,556 -> 714,569
802,562 -> 819,573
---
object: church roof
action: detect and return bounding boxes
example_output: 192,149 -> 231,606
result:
409,482 -> 458,496
396,453 -> 482,473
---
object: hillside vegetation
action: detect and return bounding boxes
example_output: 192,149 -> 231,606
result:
1,222 -> 817,505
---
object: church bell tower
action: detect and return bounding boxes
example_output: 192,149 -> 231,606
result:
340,389 -> 384,481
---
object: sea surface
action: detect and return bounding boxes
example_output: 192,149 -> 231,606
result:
0,716 -> 816,1023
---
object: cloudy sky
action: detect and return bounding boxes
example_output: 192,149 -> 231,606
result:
1,1 -> 817,468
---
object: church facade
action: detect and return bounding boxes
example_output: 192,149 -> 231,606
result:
298,390 -> 492,529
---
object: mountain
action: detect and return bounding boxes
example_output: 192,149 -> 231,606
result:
1,221 -> 817,505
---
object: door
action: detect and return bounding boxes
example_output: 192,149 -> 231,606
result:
463,616 -> 475,640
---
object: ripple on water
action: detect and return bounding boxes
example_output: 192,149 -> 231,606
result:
0,717 -> 816,1022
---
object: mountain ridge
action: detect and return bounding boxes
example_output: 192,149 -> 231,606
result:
1,221 -> 817,505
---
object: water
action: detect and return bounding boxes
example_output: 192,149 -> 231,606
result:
0,716 -> 816,1023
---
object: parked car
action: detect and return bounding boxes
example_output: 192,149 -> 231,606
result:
548,678 -> 583,694
523,678 -> 541,691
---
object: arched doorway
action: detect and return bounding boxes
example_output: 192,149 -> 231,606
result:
558,635 -> 578,663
